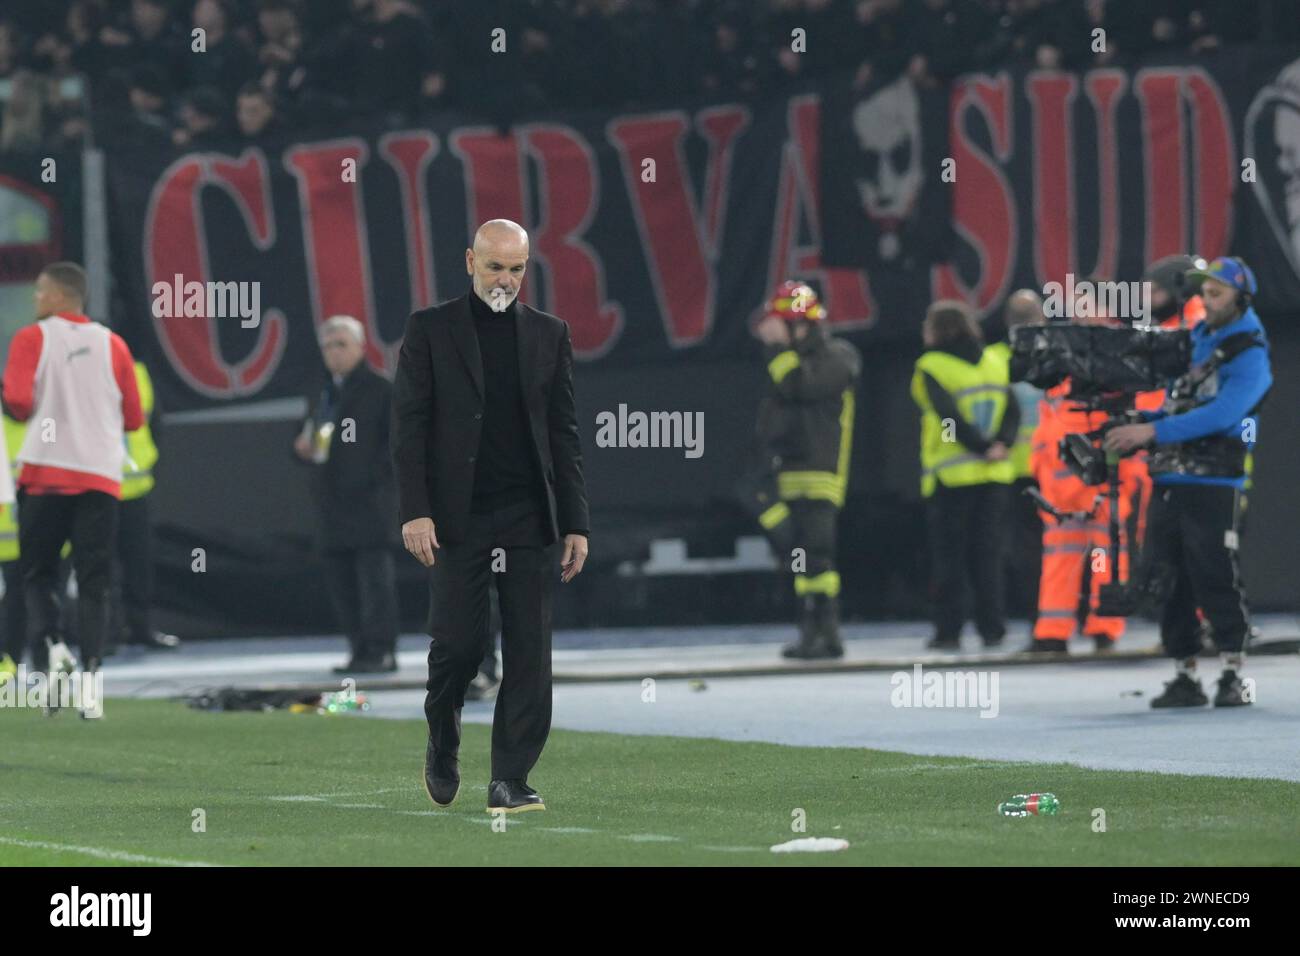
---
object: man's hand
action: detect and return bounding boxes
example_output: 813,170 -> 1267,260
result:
402,517 -> 440,567
1103,422 -> 1156,454
560,533 -> 588,583
985,441 -> 1009,462
756,317 -> 790,346
292,433 -> 313,461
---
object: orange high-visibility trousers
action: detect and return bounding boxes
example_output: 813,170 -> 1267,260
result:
1034,493 -> 1132,639
1031,384 -> 1136,641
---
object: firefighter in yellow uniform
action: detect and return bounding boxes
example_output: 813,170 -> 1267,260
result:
912,300 -> 1018,651
751,281 -> 861,659
115,361 -> 179,650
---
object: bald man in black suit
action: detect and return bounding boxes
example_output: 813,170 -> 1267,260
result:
392,219 -> 589,813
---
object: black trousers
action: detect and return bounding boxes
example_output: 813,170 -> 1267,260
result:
1005,477 -> 1044,618
324,547 -> 399,660
2,559 -> 25,661
1142,483 -> 1250,658
761,497 -> 839,594
424,501 -> 553,780
927,482 -> 1009,643
113,494 -> 154,643
18,490 -> 118,666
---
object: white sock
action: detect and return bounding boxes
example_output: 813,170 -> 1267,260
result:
1176,657 -> 1197,677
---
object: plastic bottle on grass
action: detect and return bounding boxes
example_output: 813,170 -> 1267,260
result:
998,793 -> 1059,816
320,691 -> 370,714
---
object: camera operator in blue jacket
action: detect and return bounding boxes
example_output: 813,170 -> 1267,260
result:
1105,257 -> 1272,709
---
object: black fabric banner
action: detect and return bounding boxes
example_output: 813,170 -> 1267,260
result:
97,49 -> 1300,633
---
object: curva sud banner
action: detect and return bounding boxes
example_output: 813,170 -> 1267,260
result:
106,50 -> 1300,419
100,51 -> 1300,630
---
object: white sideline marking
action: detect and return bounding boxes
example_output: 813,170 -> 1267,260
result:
262,793 -> 756,852
619,833 -> 681,843
697,845 -> 765,853
0,837 -> 217,867
269,795 -> 327,802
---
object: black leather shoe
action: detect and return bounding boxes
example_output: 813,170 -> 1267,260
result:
1213,670 -> 1251,708
924,635 -> 960,652
487,778 -> 545,813
423,735 -> 460,807
1151,673 -> 1209,708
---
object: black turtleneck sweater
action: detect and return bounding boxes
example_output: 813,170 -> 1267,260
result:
469,290 -> 539,513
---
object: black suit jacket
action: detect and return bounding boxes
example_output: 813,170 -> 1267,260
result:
303,361 -> 398,552
391,293 -> 589,547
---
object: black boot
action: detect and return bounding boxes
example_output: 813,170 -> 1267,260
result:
782,596 -> 839,660
812,594 -> 844,658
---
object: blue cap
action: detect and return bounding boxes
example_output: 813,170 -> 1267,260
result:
1185,257 -> 1258,296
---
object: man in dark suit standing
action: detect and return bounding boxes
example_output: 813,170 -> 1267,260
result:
295,315 -> 400,673
392,219 -> 589,813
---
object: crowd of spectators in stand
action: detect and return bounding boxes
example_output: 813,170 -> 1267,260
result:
0,0 -> 1294,153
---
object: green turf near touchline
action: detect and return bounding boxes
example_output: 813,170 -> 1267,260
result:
0,699 -> 1296,866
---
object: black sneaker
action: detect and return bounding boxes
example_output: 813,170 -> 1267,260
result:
1213,670 -> 1251,708
487,778 -> 545,813
1151,673 -> 1209,708
1090,634 -> 1117,653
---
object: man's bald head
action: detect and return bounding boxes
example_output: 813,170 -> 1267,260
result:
1004,289 -> 1044,330
466,219 -> 530,312
472,218 -> 529,254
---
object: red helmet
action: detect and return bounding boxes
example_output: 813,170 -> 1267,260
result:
765,280 -> 825,322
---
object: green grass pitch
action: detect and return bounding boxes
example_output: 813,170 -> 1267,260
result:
2,699 -> 1297,866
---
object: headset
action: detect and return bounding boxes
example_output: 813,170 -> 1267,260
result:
1229,257 -> 1258,309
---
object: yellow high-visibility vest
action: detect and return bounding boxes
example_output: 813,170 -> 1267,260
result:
911,348 -> 1014,497
984,341 -> 1035,479
0,416 -> 24,562
122,362 -> 159,501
